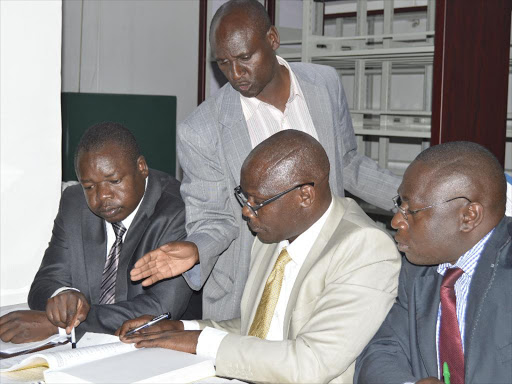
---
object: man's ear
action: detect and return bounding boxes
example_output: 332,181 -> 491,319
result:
267,26 -> 280,51
299,184 -> 315,208
460,202 -> 483,232
137,155 -> 149,178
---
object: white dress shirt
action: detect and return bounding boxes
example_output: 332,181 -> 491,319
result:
184,199 -> 334,361
241,55 -> 319,148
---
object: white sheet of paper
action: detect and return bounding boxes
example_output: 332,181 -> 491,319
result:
0,334 -> 69,355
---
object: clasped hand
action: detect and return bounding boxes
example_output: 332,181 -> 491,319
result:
116,315 -> 201,355
130,241 -> 199,287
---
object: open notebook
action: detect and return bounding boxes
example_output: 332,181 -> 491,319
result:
1,333 -> 215,383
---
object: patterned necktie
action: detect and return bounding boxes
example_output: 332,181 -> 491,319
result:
248,248 -> 292,339
439,268 -> 465,384
99,222 -> 127,305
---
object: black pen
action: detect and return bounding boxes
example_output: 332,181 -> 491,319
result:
68,327 -> 77,349
125,312 -> 172,336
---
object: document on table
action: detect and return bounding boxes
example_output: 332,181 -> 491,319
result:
0,332 -> 215,383
0,334 -> 69,356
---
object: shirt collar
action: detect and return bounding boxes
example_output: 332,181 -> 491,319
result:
277,197 -> 334,265
239,55 -> 302,120
437,227 -> 495,277
115,176 -> 148,233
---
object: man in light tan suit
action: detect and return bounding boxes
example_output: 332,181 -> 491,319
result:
118,130 -> 401,383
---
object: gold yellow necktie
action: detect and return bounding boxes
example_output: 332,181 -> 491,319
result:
248,248 -> 292,339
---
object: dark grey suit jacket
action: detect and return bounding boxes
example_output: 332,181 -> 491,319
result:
355,216 -> 512,384
178,62 -> 401,321
28,169 -> 194,336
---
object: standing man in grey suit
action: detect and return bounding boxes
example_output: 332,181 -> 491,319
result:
0,122 -> 198,342
119,130 -> 400,383
355,141 -> 512,384
130,0 -> 401,321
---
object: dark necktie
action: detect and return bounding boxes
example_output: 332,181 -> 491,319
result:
99,222 -> 126,305
439,267 -> 465,384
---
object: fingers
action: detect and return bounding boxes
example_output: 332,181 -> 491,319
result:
0,310 -> 57,343
0,317 -> 19,342
116,315 -> 154,338
141,272 -> 167,287
46,291 -> 90,332
122,330 -> 200,354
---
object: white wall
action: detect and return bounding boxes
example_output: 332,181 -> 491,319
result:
1,1 -> 62,305
61,0 -> 199,125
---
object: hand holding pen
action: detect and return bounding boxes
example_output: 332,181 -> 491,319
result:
116,313 -> 184,338
125,313 -> 172,336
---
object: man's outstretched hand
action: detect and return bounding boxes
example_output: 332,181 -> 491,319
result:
130,241 -> 199,286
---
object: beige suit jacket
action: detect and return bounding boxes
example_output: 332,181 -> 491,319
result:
197,196 -> 401,383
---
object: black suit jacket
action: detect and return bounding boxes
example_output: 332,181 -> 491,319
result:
28,169 -> 195,335
355,216 -> 512,384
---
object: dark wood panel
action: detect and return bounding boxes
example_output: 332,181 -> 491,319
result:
431,0 -> 511,165
197,0 -> 208,105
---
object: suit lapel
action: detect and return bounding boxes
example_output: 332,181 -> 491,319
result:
82,208 -> 107,304
116,172 -> 160,301
464,221 -> 509,379
295,70 -> 338,190
242,242 -> 279,334
415,272 -> 442,377
282,196 -> 345,337
218,86 -> 252,185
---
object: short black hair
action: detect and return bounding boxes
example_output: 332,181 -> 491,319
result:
415,141 -> 506,212
74,122 -> 140,176
210,0 -> 272,42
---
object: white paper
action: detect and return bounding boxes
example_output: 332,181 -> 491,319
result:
0,334 -> 68,355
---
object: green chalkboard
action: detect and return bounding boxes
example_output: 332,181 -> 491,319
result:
61,92 -> 177,181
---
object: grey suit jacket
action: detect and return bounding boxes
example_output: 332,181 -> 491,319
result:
196,196 -> 401,383
354,216 -> 512,384
178,62 -> 401,321
28,169 -> 194,336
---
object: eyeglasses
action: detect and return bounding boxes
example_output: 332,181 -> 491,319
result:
234,183 -> 314,216
392,195 -> 471,221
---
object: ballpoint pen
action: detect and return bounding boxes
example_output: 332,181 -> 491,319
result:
443,362 -> 451,384
70,327 -> 77,349
125,312 -> 172,336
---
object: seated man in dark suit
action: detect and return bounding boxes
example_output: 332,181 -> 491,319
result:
0,122 -> 199,342
355,141 -> 512,384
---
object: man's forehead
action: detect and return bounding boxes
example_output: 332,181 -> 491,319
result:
402,161 -> 461,202
400,161 -> 438,198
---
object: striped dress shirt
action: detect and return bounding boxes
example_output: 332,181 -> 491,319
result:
240,56 -> 319,148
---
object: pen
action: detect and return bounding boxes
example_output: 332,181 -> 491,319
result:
125,312 -> 172,336
443,362 -> 450,384
70,327 -> 77,349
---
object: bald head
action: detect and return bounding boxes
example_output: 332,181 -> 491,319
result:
242,130 -> 330,195
210,0 -> 271,43
414,141 -> 506,220
239,130 -> 331,244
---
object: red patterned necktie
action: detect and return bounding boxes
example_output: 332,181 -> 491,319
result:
439,268 -> 465,384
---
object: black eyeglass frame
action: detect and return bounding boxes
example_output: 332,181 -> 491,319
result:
392,195 -> 472,221
234,182 -> 314,216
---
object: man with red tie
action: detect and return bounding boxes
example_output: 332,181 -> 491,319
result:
355,141 -> 512,384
